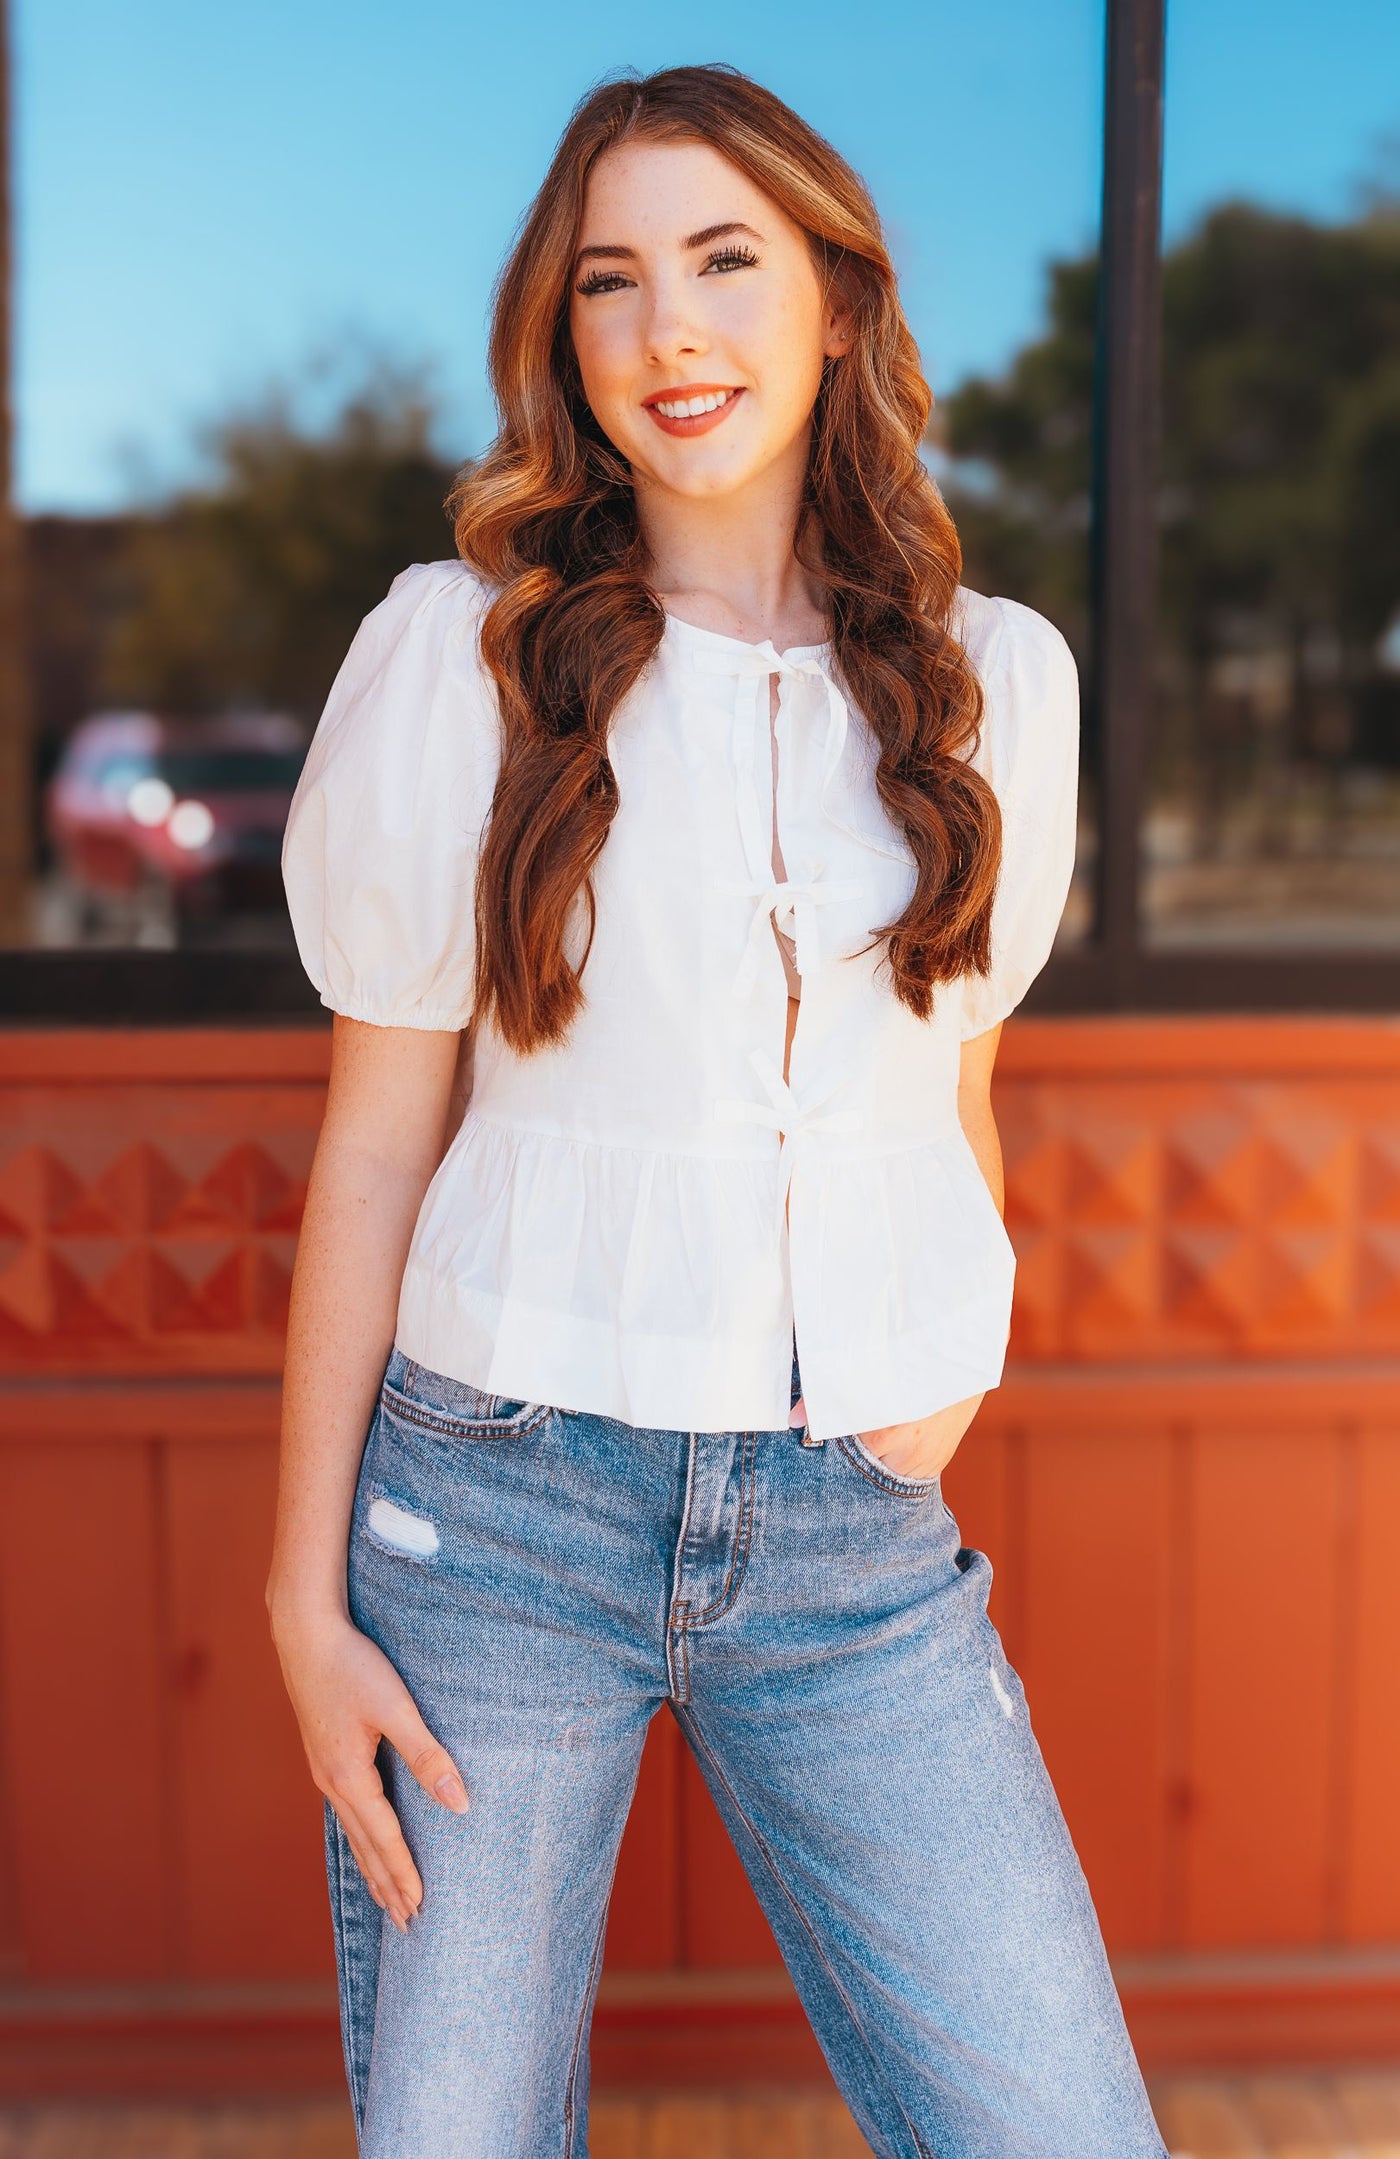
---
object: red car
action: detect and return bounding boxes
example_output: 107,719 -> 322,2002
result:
46,709 -> 309,926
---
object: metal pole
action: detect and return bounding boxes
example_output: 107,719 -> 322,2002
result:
1089,0 -> 1166,1003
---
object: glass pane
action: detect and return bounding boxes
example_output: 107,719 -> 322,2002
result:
921,2 -> 1104,961
10,4 -> 1104,974
1148,1 -> 1400,949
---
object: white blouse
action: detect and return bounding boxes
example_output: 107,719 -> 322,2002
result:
282,558 -> 1080,1443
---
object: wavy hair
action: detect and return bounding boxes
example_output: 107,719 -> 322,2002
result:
447,61 -> 1000,1053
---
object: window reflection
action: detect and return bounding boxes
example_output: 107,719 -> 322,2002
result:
17,20 -> 1107,970
1148,16 -> 1400,949
23,371 -> 457,954
932,247 -> 1099,959
41,713 -> 307,948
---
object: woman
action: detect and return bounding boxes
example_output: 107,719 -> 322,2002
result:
269,61 -> 1168,2159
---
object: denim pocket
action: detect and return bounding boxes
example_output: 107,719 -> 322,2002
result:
380,1358 -> 553,1441
836,1427 -> 950,1503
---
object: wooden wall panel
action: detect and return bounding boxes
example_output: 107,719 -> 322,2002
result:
0,1439 -> 169,1978
606,1708 -> 683,1970
1182,1425 -> 1343,1947
165,1437 -> 328,1977
0,1020 -> 1397,2086
1346,1418 -> 1400,1940
1018,1420 -> 1174,1950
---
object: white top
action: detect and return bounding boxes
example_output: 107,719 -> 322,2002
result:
282,557 -> 1080,1442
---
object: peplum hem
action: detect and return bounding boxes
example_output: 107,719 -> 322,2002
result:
394,1111 -> 1020,1443
394,1270 -> 797,1435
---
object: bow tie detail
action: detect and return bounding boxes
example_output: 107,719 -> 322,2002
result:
688,641 -> 912,880
690,643 -> 852,823
715,1047 -> 862,1239
716,870 -> 869,999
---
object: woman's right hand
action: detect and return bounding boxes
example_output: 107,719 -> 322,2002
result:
269,1599 -> 471,1934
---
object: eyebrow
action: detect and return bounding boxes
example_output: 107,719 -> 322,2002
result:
572,220 -> 765,275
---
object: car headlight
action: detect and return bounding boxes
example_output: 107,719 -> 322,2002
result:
127,777 -> 175,827
167,798 -> 216,850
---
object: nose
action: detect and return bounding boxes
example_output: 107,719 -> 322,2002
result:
643,275 -> 709,367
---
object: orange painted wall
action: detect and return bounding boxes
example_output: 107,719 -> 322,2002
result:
0,1017 -> 1398,2091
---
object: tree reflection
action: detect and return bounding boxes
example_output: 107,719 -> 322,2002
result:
935,185 -> 1400,947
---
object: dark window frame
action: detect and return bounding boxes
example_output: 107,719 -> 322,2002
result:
1065,0 -> 1396,1016
3,0 -> 1395,1025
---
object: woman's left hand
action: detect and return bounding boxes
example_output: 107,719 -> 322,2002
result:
854,1390 -> 986,1482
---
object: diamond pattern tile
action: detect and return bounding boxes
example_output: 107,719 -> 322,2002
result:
1,1047 -> 1398,1374
997,1069 -> 1400,1360
0,1083 -> 320,1371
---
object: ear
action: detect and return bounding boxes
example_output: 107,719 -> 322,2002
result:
822,297 -> 856,362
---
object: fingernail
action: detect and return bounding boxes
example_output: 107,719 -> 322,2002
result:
435,1773 -> 469,1812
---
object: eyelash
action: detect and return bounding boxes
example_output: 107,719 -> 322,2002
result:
574,244 -> 760,297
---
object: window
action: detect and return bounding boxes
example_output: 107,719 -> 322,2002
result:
3,1 -> 1394,1021
1147,0 -> 1400,956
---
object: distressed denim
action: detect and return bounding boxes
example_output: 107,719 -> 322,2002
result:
324,1340 -> 1170,2159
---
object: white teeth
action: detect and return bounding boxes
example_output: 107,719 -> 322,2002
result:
654,389 -> 734,419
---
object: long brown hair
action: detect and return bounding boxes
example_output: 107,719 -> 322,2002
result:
447,62 -> 1001,1054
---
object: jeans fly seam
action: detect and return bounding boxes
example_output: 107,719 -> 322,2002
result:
666,1438 -> 699,1702
677,1430 -> 758,1626
672,1702 -> 936,2159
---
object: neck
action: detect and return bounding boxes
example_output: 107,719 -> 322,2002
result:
634,438 -> 828,648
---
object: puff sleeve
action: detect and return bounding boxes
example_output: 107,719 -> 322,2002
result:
957,595 -> 1081,1040
281,559 -> 499,1031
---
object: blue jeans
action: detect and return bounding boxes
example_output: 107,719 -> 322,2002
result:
325,1341 -> 1169,2159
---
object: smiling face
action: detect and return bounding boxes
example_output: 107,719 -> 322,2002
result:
567,136 -> 851,511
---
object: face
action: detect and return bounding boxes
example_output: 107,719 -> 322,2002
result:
567,136 -> 851,507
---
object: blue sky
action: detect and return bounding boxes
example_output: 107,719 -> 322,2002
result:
13,0 -> 1400,512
